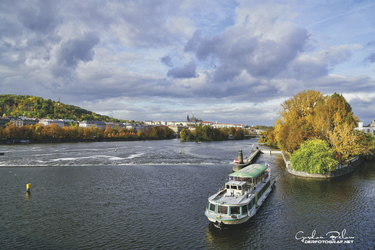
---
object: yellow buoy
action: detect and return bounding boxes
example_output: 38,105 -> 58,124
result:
26,183 -> 31,193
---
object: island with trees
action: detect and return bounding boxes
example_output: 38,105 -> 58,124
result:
179,124 -> 251,142
259,90 -> 375,177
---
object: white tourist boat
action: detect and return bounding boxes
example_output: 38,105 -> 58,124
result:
205,164 -> 275,227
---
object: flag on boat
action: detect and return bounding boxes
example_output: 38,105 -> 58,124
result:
266,163 -> 270,168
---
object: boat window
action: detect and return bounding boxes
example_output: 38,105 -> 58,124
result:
226,184 -> 230,189
248,199 -> 254,210
209,203 -> 216,212
218,205 -> 228,214
242,205 -> 248,214
247,179 -> 253,185
231,185 -> 237,190
230,206 -> 241,215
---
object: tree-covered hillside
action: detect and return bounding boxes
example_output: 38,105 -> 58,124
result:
0,94 -> 122,122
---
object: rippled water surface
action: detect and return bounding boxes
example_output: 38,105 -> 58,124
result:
1,139 -> 374,249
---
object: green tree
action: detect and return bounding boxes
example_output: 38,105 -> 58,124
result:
180,128 -> 193,141
202,125 -> 213,141
291,139 -> 338,174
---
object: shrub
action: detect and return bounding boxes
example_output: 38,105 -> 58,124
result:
291,139 -> 338,174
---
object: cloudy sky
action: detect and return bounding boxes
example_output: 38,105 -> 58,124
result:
1,0 -> 375,125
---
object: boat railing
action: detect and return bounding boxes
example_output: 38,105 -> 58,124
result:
211,188 -> 226,200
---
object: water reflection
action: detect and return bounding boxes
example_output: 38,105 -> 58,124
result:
204,222 -> 253,249
25,192 -> 30,201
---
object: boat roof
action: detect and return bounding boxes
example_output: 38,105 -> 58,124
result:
229,164 -> 268,178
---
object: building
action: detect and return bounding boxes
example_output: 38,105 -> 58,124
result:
212,122 -> 245,129
124,123 -> 136,130
167,121 -> 189,126
199,121 -> 213,126
79,121 -> 107,130
134,124 -> 152,132
1,117 -> 39,127
144,121 -> 165,126
355,122 -> 375,136
39,119 -> 65,128
212,122 -> 234,129
187,114 -> 202,123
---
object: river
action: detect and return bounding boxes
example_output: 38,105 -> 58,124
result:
0,139 -> 374,249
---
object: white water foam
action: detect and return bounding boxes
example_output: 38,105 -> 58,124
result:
126,153 -> 144,159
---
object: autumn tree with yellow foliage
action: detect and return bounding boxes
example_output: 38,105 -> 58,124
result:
263,90 -> 372,168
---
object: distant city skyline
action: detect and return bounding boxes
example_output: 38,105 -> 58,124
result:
1,1 -> 374,125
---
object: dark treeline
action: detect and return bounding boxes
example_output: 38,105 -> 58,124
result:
180,124 -> 250,142
0,123 -> 175,143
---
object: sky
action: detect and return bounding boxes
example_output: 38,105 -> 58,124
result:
1,0 -> 375,126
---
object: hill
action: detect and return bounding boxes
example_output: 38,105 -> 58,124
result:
0,94 -> 122,122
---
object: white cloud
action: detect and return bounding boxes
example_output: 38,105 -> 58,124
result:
0,0 -> 374,125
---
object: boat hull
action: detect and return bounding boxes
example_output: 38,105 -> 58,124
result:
205,178 -> 275,226
205,210 -> 253,225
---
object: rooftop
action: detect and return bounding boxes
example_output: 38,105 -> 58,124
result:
230,164 -> 268,178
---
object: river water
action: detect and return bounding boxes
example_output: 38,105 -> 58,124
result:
0,139 -> 374,249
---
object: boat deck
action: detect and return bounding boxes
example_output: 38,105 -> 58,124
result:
211,189 -> 253,205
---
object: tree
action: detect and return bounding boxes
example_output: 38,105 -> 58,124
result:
271,90 -> 367,160
41,124 -> 64,139
291,139 -> 338,174
202,125 -> 213,141
261,90 -> 374,168
180,128 -> 193,142
313,93 -> 359,143
233,128 -> 244,140
3,123 -> 19,139
328,124 -> 372,163
274,90 -> 324,152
